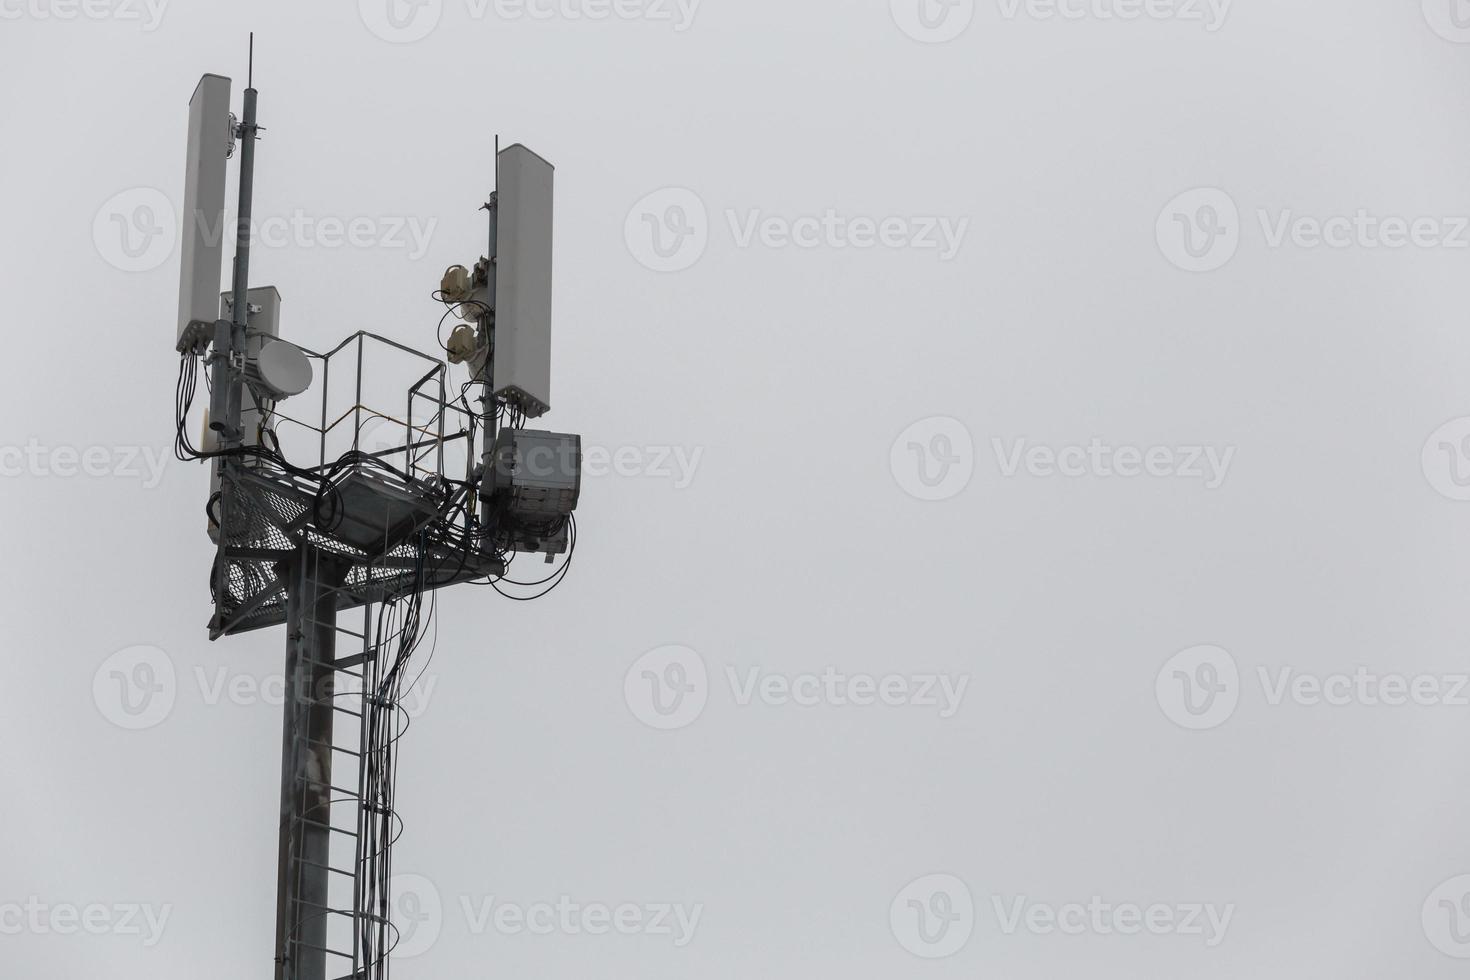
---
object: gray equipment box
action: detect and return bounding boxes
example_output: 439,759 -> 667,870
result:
177,73 -> 232,353
492,144 -> 555,419
220,286 -> 282,344
487,429 -> 582,518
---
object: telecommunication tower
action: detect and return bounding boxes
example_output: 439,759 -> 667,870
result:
172,40 -> 583,980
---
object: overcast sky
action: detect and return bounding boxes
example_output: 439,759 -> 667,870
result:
6,1 -> 1470,978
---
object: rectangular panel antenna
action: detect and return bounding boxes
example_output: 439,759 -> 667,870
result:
177,73 -> 232,352
493,144 -> 555,418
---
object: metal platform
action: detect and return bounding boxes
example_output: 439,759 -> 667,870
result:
206,331 -> 502,640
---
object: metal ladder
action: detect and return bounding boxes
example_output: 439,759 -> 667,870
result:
276,548 -> 400,980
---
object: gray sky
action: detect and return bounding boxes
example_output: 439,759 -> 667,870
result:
5,1 -> 1470,977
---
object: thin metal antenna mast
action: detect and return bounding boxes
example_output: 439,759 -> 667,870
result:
226,33 -> 258,449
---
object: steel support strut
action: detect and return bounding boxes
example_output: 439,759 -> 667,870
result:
275,544 -> 348,980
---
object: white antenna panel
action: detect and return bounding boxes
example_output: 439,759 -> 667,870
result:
176,73 -> 232,352
493,144 -> 555,419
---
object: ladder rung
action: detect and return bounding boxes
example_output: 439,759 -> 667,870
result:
294,899 -> 357,918
308,738 -> 360,758
300,617 -> 366,641
299,657 -> 365,679
291,940 -> 354,959
297,816 -> 359,838
299,858 -> 356,880
298,776 -> 362,798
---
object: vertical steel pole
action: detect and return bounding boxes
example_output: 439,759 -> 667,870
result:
224,72 -> 259,450
275,544 -> 347,980
478,189 -> 499,541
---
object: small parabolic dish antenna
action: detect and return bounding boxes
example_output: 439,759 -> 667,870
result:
254,340 -> 312,399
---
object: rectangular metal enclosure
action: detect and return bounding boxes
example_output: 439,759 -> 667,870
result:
177,73 -> 232,352
492,144 -> 555,418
